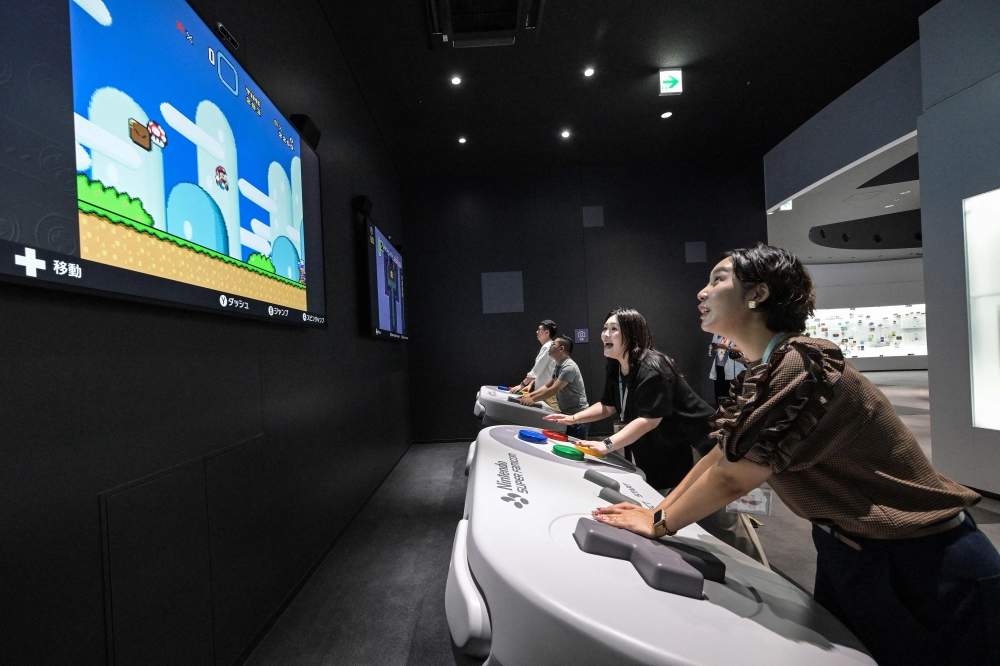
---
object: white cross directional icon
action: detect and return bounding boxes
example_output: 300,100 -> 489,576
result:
14,247 -> 46,277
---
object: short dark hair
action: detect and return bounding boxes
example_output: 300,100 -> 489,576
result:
553,334 -> 574,355
723,243 -> 815,333
539,320 -> 558,338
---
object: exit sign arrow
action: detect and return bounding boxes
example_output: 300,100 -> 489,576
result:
659,69 -> 683,96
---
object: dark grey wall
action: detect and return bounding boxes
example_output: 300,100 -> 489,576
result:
919,0 -> 1000,494
403,161 -> 767,442
0,2 -> 409,665
763,42 -> 922,210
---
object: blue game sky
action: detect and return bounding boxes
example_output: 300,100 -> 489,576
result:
69,0 -> 302,264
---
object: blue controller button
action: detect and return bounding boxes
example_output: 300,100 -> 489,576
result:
517,429 -> 548,445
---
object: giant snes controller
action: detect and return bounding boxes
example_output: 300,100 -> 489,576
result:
473,385 -> 567,433
446,425 -> 874,666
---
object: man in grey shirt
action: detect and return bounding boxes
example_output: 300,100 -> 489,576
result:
519,335 -> 590,438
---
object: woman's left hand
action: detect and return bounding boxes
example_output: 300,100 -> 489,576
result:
592,503 -> 656,538
519,395 -> 535,406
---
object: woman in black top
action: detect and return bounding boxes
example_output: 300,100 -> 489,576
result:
545,308 -> 714,490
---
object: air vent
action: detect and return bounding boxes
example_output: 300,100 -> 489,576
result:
451,0 -> 518,33
453,36 -> 516,48
425,0 -> 544,48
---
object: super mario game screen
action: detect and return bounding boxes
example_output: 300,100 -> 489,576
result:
33,0 -> 327,324
368,222 -> 406,340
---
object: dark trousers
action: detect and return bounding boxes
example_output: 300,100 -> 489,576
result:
714,372 -> 730,405
565,423 -> 589,440
812,514 -> 1000,666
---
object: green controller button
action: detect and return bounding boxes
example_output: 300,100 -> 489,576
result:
552,444 -> 584,461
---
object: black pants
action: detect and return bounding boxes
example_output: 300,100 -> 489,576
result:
714,372 -> 730,405
812,513 -> 1000,666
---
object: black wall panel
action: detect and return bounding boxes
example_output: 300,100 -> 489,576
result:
403,162 -> 767,442
0,1 -> 409,664
105,465 -> 215,666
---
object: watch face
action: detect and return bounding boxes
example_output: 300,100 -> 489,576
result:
653,509 -> 663,523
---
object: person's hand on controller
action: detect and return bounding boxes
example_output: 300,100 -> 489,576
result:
575,440 -> 608,456
519,394 -> 535,406
592,503 -> 656,538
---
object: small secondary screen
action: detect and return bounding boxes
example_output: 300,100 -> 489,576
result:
0,0 -> 326,326
368,223 -> 406,339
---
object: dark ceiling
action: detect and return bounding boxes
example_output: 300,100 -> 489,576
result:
317,1 -> 938,178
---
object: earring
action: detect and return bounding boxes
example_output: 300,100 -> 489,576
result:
748,301 -> 757,309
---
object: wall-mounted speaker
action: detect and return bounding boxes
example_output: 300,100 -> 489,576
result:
353,195 -> 374,217
290,114 -> 321,150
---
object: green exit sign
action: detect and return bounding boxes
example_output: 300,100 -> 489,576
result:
659,69 -> 682,96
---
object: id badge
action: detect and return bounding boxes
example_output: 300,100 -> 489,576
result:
613,420 -> 626,433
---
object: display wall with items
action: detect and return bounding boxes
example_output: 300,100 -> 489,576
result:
806,305 -> 927,368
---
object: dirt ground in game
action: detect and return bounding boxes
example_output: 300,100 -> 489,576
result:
79,212 -> 308,310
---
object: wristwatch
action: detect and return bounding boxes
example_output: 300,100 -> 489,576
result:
652,509 -> 677,538
602,437 -> 614,453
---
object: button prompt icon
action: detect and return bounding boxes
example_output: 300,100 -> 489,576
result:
14,248 -> 46,277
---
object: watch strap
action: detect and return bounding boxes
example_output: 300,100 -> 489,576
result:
653,510 -> 677,538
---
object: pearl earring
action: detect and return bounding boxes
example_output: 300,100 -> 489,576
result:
748,301 -> 757,309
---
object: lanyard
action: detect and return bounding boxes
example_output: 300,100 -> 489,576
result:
618,368 -> 629,418
761,332 -> 786,364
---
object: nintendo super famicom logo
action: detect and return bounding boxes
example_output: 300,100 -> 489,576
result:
497,453 -> 529,508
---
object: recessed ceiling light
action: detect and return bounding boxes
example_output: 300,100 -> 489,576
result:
561,130 -> 571,138
458,137 -> 466,144
900,191 -> 911,195
661,111 -> 672,118
451,76 -> 461,85
885,204 -> 894,208
584,67 -> 595,77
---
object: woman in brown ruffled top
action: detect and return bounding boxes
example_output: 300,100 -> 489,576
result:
594,243 -> 1000,666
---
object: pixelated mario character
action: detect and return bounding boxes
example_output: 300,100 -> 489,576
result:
147,121 -> 167,149
298,260 -> 306,285
129,118 -> 151,151
215,166 -> 229,191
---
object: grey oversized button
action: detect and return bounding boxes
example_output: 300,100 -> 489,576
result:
574,518 -> 726,598
583,469 -> 620,492
598,487 -> 640,507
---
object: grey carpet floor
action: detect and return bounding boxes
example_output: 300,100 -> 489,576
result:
244,442 -> 478,666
